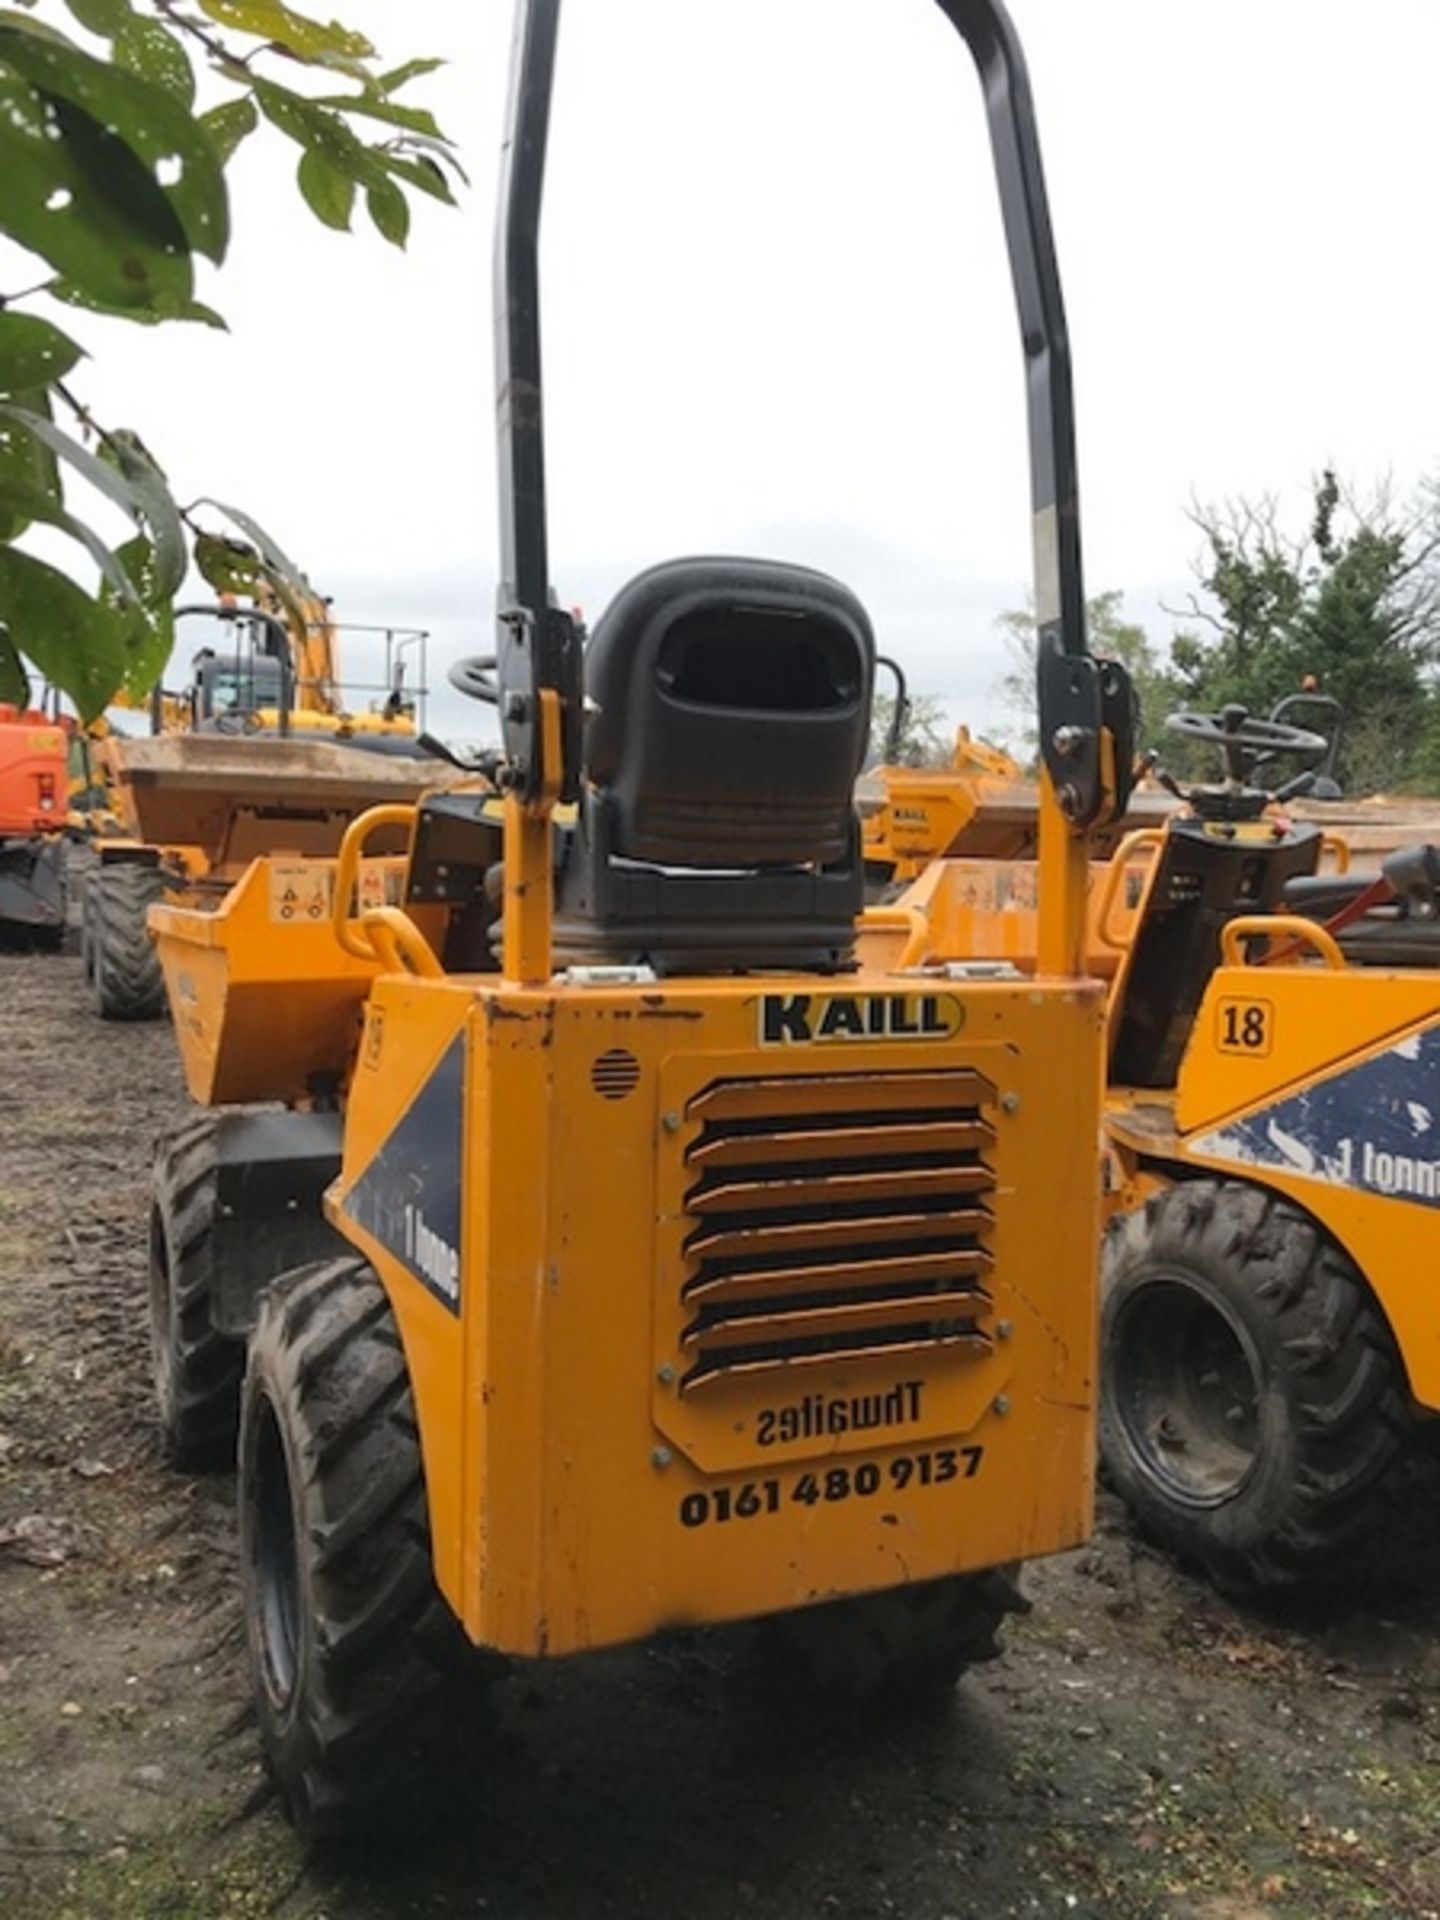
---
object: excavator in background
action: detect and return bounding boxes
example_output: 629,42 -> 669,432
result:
80,598 -> 443,1020
186,582 -> 428,750
0,703 -> 68,945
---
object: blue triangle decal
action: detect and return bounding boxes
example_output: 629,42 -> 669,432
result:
343,1030 -> 465,1312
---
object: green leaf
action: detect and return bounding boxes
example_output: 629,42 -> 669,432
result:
0,312 -> 84,394
193,499 -> 311,593
50,280 -> 226,328
255,77 -> 425,241
296,144 -> 353,230
105,535 -> 172,695
390,133 -> 467,186
0,631 -> 29,708
198,96 -> 258,166
0,8 -> 79,45
0,471 -> 140,603
105,429 -> 185,598
0,545 -> 135,721
0,25 -> 229,264
62,0 -> 132,34
193,530 -> 264,598
310,90 -> 444,139
375,57 -> 443,95
195,1 -> 372,63
253,76 -> 360,163
0,403 -> 142,518
0,407 -> 182,587
0,65 -> 193,312
113,17 -> 194,106
364,174 -> 408,249
378,149 -> 455,207
0,383 -> 59,538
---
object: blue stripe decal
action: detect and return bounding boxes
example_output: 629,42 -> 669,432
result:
1190,1021 -> 1440,1210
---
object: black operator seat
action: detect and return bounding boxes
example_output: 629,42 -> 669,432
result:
1282,843 -> 1440,969
553,556 -> 875,973
1109,816 -> 1324,1090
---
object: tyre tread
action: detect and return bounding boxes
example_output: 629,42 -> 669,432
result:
241,1257 -> 464,1842
151,1117 -> 244,1467
1101,1178 -> 1412,1592
90,862 -> 166,1021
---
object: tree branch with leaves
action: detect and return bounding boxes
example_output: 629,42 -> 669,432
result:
0,0 -> 459,718
1166,469 -> 1440,790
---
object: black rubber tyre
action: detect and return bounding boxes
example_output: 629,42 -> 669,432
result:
768,1565 -> 1028,1704
1100,1179 -> 1411,1594
149,1118 -> 244,1469
89,861 -> 166,1020
239,1258 -> 463,1843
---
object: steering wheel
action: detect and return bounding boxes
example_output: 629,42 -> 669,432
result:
449,654 -> 500,705
1166,710 -> 1327,754
1165,705 -> 1327,783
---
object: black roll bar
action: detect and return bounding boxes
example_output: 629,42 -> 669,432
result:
493,0 -> 1118,822
492,0 -> 582,804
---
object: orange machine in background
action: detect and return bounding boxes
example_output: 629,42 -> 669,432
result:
0,704 -> 68,945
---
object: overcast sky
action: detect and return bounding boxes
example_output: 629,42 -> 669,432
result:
56,0 -> 1440,745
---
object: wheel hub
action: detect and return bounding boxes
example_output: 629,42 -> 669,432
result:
1112,1274 -> 1262,1506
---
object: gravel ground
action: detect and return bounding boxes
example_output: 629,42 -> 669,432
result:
4,902 -> 1440,1919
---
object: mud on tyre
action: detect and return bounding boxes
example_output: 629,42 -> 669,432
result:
239,1257 -> 466,1843
1099,1178 -> 1412,1594
88,860 -> 166,1020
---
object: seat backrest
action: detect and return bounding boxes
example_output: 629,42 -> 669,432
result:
584,557 -> 874,869
1109,818 -> 1323,1089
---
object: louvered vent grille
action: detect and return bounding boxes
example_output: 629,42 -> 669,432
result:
591,1048 -> 641,1099
680,1071 -> 995,1391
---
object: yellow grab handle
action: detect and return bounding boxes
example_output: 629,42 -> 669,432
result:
332,804 -> 435,974
1220,914 -> 1345,970
333,804 -> 417,960
361,905 -> 443,979
1094,828 -> 1164,951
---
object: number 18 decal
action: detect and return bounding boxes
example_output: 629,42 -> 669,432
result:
1217,996 -> 1273,1056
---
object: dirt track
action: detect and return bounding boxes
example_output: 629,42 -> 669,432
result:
6,916 -> 1440,1918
